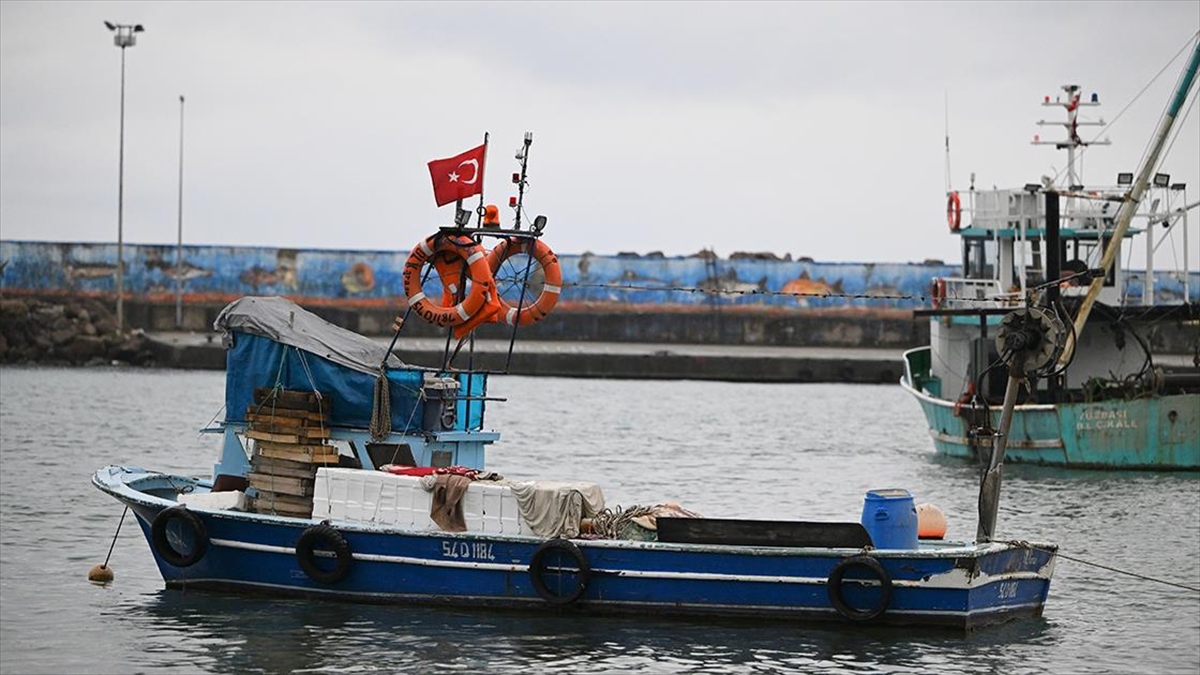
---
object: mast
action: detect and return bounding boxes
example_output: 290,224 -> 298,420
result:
1034,84 -> 1109,187
1060,38 -> 1200,364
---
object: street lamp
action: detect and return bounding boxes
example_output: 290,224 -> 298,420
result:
104,20 -> 144,332
175,94 -> 185,329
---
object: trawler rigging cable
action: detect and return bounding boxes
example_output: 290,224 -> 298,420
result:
1004,541 -> 1200,593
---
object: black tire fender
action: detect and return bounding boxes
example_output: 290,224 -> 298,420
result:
528,538 -> 591,605
295,522 -> 353,585
150,505 -> 209,568
827,555 -> 893,622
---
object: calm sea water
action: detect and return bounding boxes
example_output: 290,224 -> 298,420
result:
1,366 -> 1198,674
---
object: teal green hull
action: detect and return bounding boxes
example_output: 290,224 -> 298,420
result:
901,380 -> 1199,470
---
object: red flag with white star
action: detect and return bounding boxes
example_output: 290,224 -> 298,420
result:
427,144 -> 487,207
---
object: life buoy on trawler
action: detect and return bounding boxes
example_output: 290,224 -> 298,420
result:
402,234 -> 498,328
946,192 -> 962,231
930,277 -> 948,309
486,238 -> 563,327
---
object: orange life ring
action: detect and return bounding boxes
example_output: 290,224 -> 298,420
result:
486,238 -> 563,326
930,277 -> 947,309
946,192 -> 962,231
402,234 -> 496,327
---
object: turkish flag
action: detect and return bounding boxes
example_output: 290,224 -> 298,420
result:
427,144 -> 487,207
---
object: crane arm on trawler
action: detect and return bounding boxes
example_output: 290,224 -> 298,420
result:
1060,38 -> 1200,366
977,306 -> 1068,543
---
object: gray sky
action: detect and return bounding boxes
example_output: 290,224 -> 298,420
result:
1,1 -> 1197,264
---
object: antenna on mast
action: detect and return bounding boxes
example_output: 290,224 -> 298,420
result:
944,91 -> 953,194
1033,84 -> 1110,186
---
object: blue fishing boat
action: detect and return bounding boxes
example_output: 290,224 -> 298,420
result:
901,40 -> 1200,470
92,134 -> 1058,631
93,294 -> 1058,630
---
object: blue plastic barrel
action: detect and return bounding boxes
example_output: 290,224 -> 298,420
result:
860,489 -> 919,549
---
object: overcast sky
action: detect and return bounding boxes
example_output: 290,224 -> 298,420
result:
1,1 -> 1197,264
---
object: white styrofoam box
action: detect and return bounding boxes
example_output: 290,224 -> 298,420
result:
179,490 -> 247,511
313,468 -> 532,535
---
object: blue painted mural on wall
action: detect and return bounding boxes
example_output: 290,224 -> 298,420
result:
1,239 -> 1197,309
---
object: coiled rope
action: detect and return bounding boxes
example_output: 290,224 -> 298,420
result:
589,505 -> 661,540
369,371 -> 390,441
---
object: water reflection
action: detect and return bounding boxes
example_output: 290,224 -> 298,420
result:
117,590 -> 1062,675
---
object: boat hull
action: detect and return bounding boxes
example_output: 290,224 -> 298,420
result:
900,369 -> 1200,470
94,466 -> 1056,631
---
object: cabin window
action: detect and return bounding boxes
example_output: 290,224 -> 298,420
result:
962,239 -> 996,279
366,443 -> 415,469
1022,239 -> 1045,287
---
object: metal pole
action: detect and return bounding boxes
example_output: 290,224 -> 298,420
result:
175,95 -> 185,328
116,45 -> 127,332
977,371 -> 1022,542
1145,189 -> 1155,306
1184,188 -> 1191,303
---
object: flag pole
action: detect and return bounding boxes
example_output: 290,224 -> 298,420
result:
475,132 -> 489,227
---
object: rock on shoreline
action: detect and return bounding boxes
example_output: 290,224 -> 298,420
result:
0,297 -> 154,366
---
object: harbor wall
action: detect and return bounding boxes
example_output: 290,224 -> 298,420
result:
0,239 -> 956,310
3,239 -> 1197,350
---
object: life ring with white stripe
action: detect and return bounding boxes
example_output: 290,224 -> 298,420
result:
402,234 -> 497,327
930,277 -> 947,309
947,192 -> 962,231
486,238 -> 562,327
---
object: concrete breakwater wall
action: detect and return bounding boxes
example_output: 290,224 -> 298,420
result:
116,298 -> 925,349
0,293 -> 909,383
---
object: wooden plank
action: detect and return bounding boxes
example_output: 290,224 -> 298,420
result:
245,429 -> 306,445
250,495 -> 312,517
245,405 -> 328,423
246,412 -> 327,429
256,440 -> 335,455
256,443 -> 340,464
246,423 -> 331,440
248,473 -> 314,497
250,456 -> 318,479
656,518 -> 874,549
253,388 -> 331,412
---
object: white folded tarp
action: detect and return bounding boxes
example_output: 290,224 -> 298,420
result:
508,480 -> 606,539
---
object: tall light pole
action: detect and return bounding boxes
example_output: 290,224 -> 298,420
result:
175,94 -> 185,329
104,20 -> 144,332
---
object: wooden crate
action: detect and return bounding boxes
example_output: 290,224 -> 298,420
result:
245,388 -> 335,518
250,493 -> 314,518
248,472 -> 314,498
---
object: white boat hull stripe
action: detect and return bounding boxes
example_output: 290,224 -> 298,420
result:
209,538 -> 1049,588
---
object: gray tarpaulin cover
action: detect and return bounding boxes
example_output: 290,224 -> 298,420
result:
508,481 -> 606,538
214,296 -> 404,376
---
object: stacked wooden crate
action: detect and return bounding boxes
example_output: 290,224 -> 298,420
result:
246,387 -> 338,518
